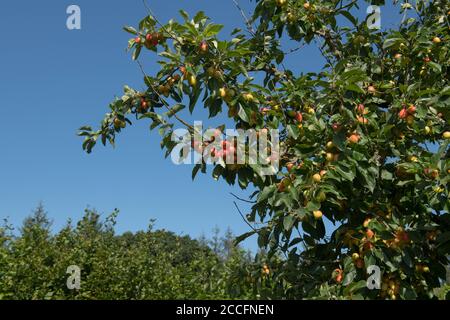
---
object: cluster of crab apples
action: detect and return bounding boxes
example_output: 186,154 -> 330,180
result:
134,31 -> 165,49
190,130 -> 240,163
332,218 -> 416,299
398,104 -> 417,126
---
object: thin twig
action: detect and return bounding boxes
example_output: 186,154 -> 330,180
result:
232,0 -> 256,36
136,60 -> 195,132
233,201 -> 257,232
230,192 -> 256,203
142,0 -> 183,45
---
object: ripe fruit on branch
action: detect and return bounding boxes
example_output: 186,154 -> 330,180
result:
351,253 -> 360,261
366,229 -> 375,240
326,153 -> 334,162
140,99 -> 149,111
432,37 -> 441,44
276,0 -> 287,7
286,162 -> 295,172
367,85 -> 376,94
113,118 -> 125,129
188,75 -> 197,87
357,116 -> 368,125
313,210 -> 323,220
312,173 -> 322,183
356,104 -> 366,114
347,133 -> 360,144
398,108 -> 408,119
179,66 -> 187,76
443,131 -> 450,139
363,218 -> 372,228
243,93 -> 255,102
295,112 -> 303,123
407,104 -> 416,114
355,258 -> 364,269
415,264 -> 430,273
135,37 -> 142,44
394,229 -> 410,246
423,56 -> 431,63
303,2 -> 311,10
332,123 -> 341,132
394,53 -> 402,59
333,268 -> 343,283
425,168 -> 439,180
199,41 -> 209,53
262,264 -> 270,275
219,87 -> 227,99
261,107 -> 271,115
326,141 -> 335,150
287,12 -> 296,23
305,106 -> 315,114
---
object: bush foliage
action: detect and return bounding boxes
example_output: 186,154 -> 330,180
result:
0,205 -> 258,300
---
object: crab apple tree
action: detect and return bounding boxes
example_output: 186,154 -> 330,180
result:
79,0 -> 450,299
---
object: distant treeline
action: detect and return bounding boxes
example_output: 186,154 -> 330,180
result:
0,204 -> 262,300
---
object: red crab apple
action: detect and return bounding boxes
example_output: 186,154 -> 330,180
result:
357,104 -> 366,114
332,123 -> 341,132
312,173 -> 322,183
398,108 -> 408,119
286,163 -> 295,172
367,85 -> 376,94
407,104 -> 416,114
313,210 -> 323,220
199,41 -> 208,53
347,133 -> 360,144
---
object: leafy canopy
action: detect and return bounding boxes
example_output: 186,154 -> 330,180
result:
80,0 -> 449,299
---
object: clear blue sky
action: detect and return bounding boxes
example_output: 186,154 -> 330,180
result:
0,1 -> 401,250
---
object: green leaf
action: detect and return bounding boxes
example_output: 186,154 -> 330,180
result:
234,231 -> 256,245
204,24 -> 224,37
428,61 -> 442,73
237,105 -> 249,123
383,37 -> 403,49
123,26 -> 138,35
132,46 -> 142,60
283,215 -> 295,232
